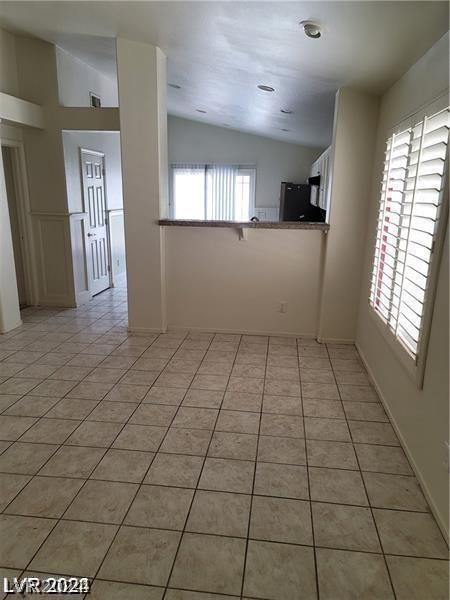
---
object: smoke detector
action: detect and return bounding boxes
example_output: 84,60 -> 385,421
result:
299,20 -> 323,39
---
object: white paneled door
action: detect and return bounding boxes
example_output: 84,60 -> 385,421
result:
81,150 -> 111,296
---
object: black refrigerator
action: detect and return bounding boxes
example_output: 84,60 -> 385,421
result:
279,182 -> 325,222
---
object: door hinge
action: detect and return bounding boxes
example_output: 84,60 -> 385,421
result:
107,265 -> 111,272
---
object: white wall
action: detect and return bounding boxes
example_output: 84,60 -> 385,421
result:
356,33 -> 449,536
168,116 -> 322,209
165,90 -> 376,338
117,38 -> 168,332
0,137 -> 22,332
62,130 -> 123,212
318,88 -> 379,342
8,32 -> 121,309
0,30 -> 27,330
166,227 -> 324,335
0,28 -> 18,96
56,47 -> 118,107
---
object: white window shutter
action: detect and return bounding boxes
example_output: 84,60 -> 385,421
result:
370,106 -> 449,360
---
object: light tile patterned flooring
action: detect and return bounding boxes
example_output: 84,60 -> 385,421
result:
0,286 -> 448,599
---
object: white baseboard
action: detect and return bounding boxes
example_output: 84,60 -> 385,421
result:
166,325 -> 316,338
356,342 -> 449,543
37,298 -> 76,308
317,337 -> 355,344
127,326 -> 167,335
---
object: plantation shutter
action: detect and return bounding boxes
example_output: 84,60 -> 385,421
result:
370,106 -> 449,360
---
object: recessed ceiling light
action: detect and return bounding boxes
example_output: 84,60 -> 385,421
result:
196,109 -> 207,114
281,128 -> 291,132
168,83 -> 181,89
257,85 -> 275,92
299,20 -> 323,39
281,109 -> 293,114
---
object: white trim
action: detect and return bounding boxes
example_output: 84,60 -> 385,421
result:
30,211 -> 87,217
236,166 -> 256,218
0,92 -> 44,129
35,214 -> 75,307
317,337 -> 355,344
165,325 -> 316,338
68,212 -> 90,306
356,341 -> 449,542
130,325 -> 319,339
414,156 -> 449,386
368,97 -> 449,388
127,326 -> 167,335
79,147 -> 105,157
0,137 -> 39,306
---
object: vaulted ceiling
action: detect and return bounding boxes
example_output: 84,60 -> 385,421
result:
0,1 -> 448,147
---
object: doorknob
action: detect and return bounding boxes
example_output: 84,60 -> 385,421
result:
87,232 -> 96,237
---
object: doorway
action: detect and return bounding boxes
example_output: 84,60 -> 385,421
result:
1,144 -> 33,308
80,149 -> 112,296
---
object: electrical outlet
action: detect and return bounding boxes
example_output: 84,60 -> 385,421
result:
280,301 -> 287,314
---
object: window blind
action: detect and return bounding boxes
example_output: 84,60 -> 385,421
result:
370,106 -> 449,360
171,164 -> 256,221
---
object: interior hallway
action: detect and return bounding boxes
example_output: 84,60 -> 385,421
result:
0,287 -> 447,599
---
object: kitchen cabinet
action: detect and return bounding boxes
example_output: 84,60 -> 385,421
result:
310,146 -> 331,212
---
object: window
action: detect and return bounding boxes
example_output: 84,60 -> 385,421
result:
370,103 -> 448,379
171,164 -> 256,221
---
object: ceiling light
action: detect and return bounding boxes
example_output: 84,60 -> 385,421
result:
299,20 -> 323,39
281,109 -> 293,114
196,109 -> 207,114
257,85 -> 275,92
168,83 -> 181,89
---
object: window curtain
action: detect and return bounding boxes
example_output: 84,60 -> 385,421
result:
205,165 -> 238,220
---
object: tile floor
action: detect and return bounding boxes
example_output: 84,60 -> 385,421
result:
0,285 -> 448,599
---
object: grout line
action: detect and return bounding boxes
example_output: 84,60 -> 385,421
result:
299,338 -> 321,600
89,333 -> 193,589
161,331 -> 244,599
0,431 -> 408,456
0,296 -> 446,598
238,336 -> 266,599
0,311 -> 155,583
324,342 -> 398,600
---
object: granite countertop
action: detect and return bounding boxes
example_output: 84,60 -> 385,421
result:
158,219 -> 329,231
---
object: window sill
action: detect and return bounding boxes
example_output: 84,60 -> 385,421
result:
158,219 -> 330,231
368,303 -> 423,388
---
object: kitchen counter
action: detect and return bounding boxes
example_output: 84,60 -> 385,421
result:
158,219 -> 329,231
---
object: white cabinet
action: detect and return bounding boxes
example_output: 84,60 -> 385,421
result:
310,146 -> 331,211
